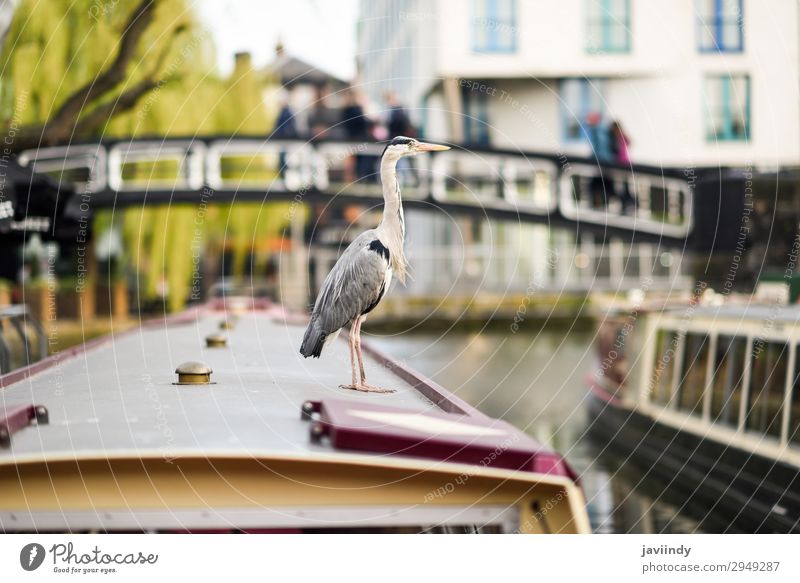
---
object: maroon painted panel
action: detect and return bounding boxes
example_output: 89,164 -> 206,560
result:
307,398 -> 578,481
0,404 -> 48,447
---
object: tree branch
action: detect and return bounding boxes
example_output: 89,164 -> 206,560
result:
73,77 -> 166,135
43,0 -> 158,143
7,5 -> 191,152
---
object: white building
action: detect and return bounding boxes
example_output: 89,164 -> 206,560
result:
357,0 -> 800,169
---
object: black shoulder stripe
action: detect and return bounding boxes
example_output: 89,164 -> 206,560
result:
368,239 -> 390,261
362,280 -> 387,315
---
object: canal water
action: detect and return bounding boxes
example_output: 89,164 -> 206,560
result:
368,324 -> 710,533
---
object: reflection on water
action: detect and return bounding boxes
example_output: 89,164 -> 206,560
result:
367,325 -> 703,534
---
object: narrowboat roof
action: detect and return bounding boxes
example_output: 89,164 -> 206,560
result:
0,304 -> 574,479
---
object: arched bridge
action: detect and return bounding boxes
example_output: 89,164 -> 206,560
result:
18,136 -> 705,248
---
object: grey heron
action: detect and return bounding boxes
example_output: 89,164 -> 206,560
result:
300,136 -> 450,392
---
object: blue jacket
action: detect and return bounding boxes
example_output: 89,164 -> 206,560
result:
587,123 -> 613,162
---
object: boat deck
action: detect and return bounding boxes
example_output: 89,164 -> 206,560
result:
0,306 -> 458,461
0,304 -> 591,534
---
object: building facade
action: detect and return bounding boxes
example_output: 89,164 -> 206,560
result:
357,0 -> 800,169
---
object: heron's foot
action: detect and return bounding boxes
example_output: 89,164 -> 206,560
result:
339,383 -> 396,394
360,382 -> 397,394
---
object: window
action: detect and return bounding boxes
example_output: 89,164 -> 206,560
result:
650,329 -> 678,406
677,333 -> 710,415
586,0 -> 631,54
461,84 -> 491,145
472,0 -> 517,53
560,78 -> 606,142
746,341 -> 789,438
697,0 -> 743,52
704,75 -> 750,142
710,335 -> 748,428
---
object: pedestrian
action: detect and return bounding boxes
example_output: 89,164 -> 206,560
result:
341,88 -> 374,182
609,120 -> 631,165
307,85 -> 341,140
586,112 -> 612,209
384,91 -> 416,184
586,111 -> 612,162
609,119 -> 635,213
273,100 -> 298,139
384,91 -> 414,138
272,96 -> 298,180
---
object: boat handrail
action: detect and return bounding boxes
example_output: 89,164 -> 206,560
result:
0,304 -> 47,374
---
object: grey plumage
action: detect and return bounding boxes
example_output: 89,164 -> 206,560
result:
299,136 -> 449,391
300,230 -> 390,358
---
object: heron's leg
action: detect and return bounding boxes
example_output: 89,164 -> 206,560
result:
354,316 -> 396,394
355,316 -> 367,384
339,321 -> 358,390
349,321 -> 358,387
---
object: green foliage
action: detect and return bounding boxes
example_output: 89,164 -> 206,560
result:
0,0 -> 277,137
107,201 -> 303,311
2,0 -> 302,311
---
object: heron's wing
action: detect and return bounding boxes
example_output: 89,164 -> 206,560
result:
311,230 -> 389,334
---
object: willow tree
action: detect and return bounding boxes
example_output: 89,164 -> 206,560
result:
2,0 -> 300,312
0,0 -> 206,149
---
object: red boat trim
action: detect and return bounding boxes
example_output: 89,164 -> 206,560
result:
586,373 -> 622,406
307,398 -> 576,479
0,404 -> 47,446
360,341 -> 488,418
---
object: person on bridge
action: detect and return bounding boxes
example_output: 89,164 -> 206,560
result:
609,119 -> 635,213
341,88 -> 375,183
300,136 -> 450,392
609,120 -> 631,165
586,112 -> 612,209
308,85 -> 341,140
384,91 -> 417,185
273,97 -> 298,179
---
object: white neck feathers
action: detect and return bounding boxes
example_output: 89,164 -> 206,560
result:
377,153 -> 409,283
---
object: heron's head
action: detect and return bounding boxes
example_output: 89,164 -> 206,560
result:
382,136 -> 450,160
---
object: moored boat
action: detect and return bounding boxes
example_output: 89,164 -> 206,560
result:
0,301 -> 589,534
588,301 -> 800,533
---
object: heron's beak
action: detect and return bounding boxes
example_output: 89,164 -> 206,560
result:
414,141 -> 451,152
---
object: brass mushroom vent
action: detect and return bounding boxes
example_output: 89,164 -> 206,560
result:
205,333 -> 228,348
174,361 -> 213,385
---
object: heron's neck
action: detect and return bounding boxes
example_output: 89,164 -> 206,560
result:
379,157 -> 404,236
377,155 -> 408,282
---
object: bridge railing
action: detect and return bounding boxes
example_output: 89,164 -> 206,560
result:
18,137 -> 694,238
560,163 -> 692,238
310,236 -> 688,298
